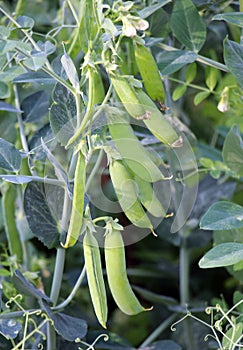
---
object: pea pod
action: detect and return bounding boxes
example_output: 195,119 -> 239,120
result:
107,108 -> 165,182
83,230 -> 108,328
110,74 -> 179,147
109,159 -> 153,230
62,152 -> 86,248
2,184 -> 23,262
134,43 -> 165,103
105,229 -> 147,315
134,175 -> 166,218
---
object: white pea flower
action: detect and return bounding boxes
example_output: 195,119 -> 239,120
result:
217,87 -> 229,113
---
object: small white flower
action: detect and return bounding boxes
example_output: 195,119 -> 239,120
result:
135,19 -> 149,31
122,17 -> 136,37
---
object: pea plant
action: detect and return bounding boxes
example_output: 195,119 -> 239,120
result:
0,0 -> 243,349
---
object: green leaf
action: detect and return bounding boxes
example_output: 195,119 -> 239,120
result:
13,71 -> 55,84
222,126 -> 243,176
224,38 -> 243,88
24,182 -> 60,248
0,26 -> 10,39
222,322 -> 243,349
157,50 -> 197,75
0,102 -> 20,113
16,15 -> 35,29
213,13 -> 243,27
24,51 -> 47,71
13,269 -> 51,302
233,291 -> 243,312
0,138 -> 22,172
21,90 -> 49,122
0,319 -> 21,340
0,82 -> 10,99
199,242 -> 243,268
0,66 -> 25,82
205,66 -> 218,91
139,0 -> 171,19
185,62 -> 197,83
50,83 -> 77,146
0,40 -> 31,55
172,84 -> 187,101
200,201 -> 243,231
42,303 -> 88,341
170,0 -> 206,52
194,91 -> 210,106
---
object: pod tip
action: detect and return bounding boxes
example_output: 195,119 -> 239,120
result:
151,228 -> 158,237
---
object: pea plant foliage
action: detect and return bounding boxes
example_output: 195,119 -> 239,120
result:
0,0 -> 243,349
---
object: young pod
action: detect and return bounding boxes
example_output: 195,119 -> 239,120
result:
83,230 -> 108,328
134,43 -> 165,103
105,229 -> 147,315
110,74 -> 179,147
109,159 -> 153,230
88,66 -> 105,107
134,175 -> 166,218
63,152 -> 86,248
107,109 -> 165,182
2,184 -> 23,262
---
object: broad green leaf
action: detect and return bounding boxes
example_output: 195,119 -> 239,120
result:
24,182 -> 60,248
16,15 -> 34,29
0,319 -> 21,340
0,102 -> 20,113
194,91 -> 210,106
0,82 -> 10,99
13,71 -> 55,84
0,138 -> 22,172
199,242 -> 243,268
24,51 -> 47,71
233,291 -> 243,312
29,124 -> 54,160
37,40 -> 56,55
13,269 -> 51,302
21,90 -> 49,122
0,40 -> 31,55
200,201 -> 243,231
224,38 -> 243,88
172,84 -> 187,101
50,83 -> 77,146
222,322 -> 243,349
157,50 -> 197,75
185,62 -> 197,83
0,26 -> 10,39
41,303 -> 88,341
171,0 -> 206,52
139,0 -> 171,19
213,13 -> 243,27
222,126 -> 243,176
205,66 -> 218,91
0,66 -> 25,82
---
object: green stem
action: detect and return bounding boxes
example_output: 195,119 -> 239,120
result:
139,314 -> 178,347
54,265 -> 86,311
158,43 -> 229,72
85,149 -> 104,191
179,235 -> 189,304
168,77 -> 215,94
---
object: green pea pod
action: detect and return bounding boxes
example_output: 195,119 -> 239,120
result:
134,43 -> 165,103
105,229 -> 148,315
62,152 -> 86,248
88,66 -> 105,107
83,230 -> 108,328
2,184 -> 23,262
110,74 -> 179,147
107,109 -> 165,182
134,175 -> 166,218
109,159 -> 153,230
